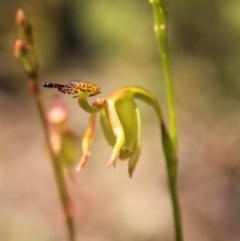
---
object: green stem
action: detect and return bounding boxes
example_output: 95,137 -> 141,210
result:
149,0 -> 178,149
15,9 -> 75,241
161,123 -> 183,241
132,86 -> 183,241
149,1 -> 183,240
167,170 -> 183,241
130,85 -> 164,122
29,80 -> 75,241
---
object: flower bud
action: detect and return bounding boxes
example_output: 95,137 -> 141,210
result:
16,9 -> 33,44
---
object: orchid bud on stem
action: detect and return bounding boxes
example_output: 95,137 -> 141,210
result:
14,9 -> 75,241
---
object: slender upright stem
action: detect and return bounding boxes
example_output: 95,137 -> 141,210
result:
161,121 -> 183,241
15,9 -> 75,241
149,0 -> 178,149
29,80 -> 75,241
167,169 -> 183,241
149,1 -> 183,241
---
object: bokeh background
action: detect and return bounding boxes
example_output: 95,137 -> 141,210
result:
1,0 -> 240,241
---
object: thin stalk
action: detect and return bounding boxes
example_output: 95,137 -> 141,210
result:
133,84 -> 183,240
29,80 -> 75,241
15,9 -> 75,241
149,0 -> 178,149
161,121 -> 183,241
149,1 -> 183,241
167,168 -> 183,241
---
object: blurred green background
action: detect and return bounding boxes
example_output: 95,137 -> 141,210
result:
1,0 -> 240,241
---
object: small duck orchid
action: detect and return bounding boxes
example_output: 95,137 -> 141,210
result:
43,81 -> 175,177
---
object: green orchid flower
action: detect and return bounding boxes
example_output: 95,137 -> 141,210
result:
78,87 -> 142,176
43,81 -> 176,177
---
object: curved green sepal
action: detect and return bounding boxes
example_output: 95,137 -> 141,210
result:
76,114 -> 96,171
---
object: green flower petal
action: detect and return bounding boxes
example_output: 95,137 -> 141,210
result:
128,108 -> 141,177
100,107 -> 116,147
76,114 -> 96,171
104,99 -> 125,167
115,96 -> 139,154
